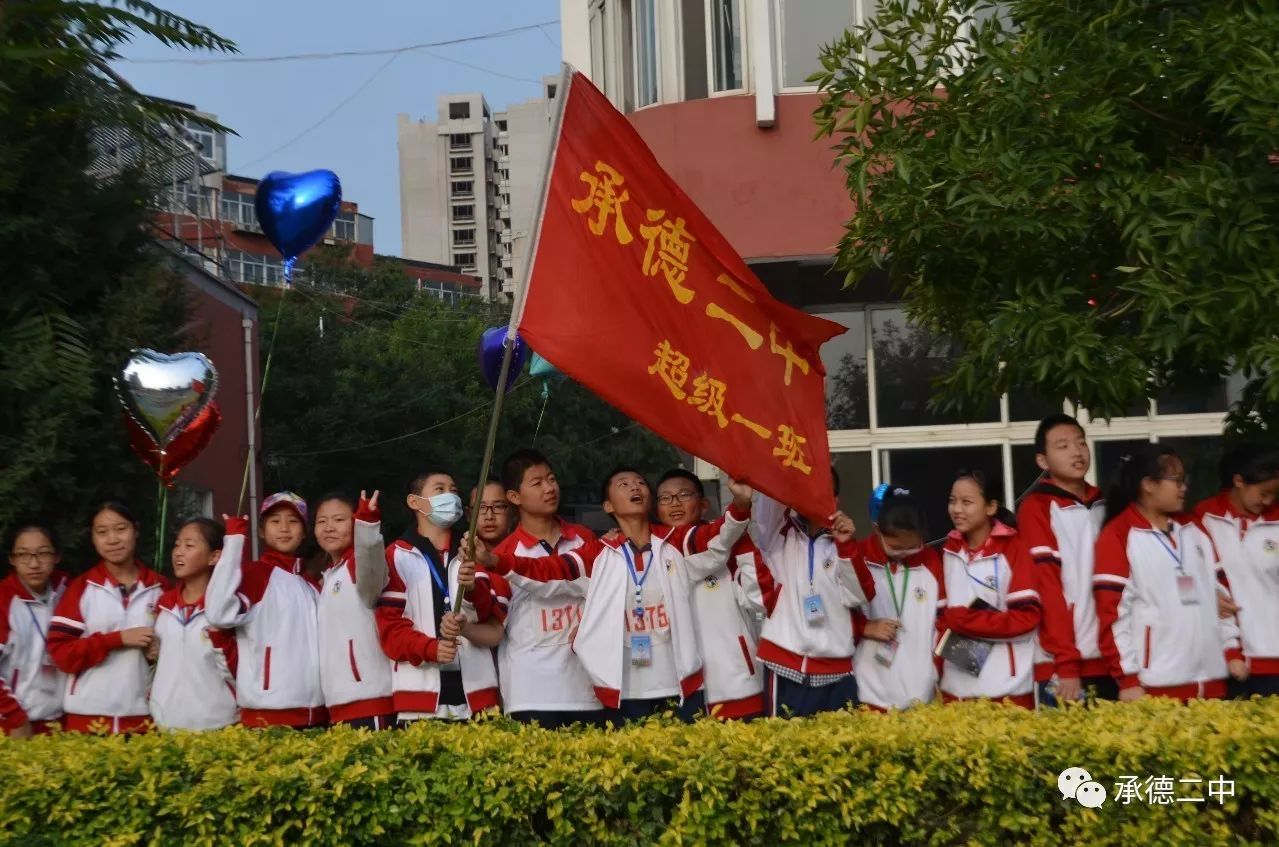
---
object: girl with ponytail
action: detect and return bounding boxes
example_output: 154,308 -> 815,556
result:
1094,445 -> 1246,702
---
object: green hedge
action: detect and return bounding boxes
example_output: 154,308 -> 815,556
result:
3,699 -> 1278,846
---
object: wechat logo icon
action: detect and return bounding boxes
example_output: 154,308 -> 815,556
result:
1059,767 -> 1107,808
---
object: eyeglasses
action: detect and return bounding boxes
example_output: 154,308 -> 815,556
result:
477,504 -> 507,517
10,551 -> 56,565
656,491 -> 699,506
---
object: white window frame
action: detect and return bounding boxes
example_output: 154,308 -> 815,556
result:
632,0 -> 661,108
705,0 -> 749,96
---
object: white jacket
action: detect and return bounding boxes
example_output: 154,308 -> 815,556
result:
664,510 -> 764,718
48,562 -> 167,719
205,521 -> 324,727
852,537 -> 944,710
0,573 -> 69,722
1196,493 -> 1279,677
316,511 -> 393,722
149,579 -> 238,731
378,538 -> 502,717
748,494 -> 874,681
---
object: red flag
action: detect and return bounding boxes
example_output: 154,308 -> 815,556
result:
517,69 -> 846,521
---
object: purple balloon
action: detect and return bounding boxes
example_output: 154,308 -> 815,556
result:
478,325 -> 527,393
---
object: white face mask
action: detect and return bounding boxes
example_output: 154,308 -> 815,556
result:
420,492 -> 463,528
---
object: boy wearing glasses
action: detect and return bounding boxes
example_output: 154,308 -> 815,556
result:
470,478 -> 513,548
654,470 -> 766,719
1,523 -> 70,737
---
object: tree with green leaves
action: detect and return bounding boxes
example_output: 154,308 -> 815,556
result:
813,0 -> 1279,432
1,1 -> 234,562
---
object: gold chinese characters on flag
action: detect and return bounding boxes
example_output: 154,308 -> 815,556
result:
516,69 -> 847,520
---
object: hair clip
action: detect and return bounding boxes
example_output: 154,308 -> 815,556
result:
869,483 -> 890,522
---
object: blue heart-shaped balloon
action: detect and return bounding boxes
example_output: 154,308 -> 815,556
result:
478,325 -> 527,394
254,169 -> 343,263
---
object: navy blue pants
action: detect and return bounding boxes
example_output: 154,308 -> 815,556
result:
507,710 -> 609,729
1228,675 -> 1279,699
602,691 -> 706,725
765,671 -> 858,717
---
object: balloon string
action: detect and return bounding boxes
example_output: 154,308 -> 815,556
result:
154,472 -> 169,574
237,287 -> 289,514
532,383 -> 550,446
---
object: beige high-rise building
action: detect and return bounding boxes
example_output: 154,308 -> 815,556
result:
398,78 -> 558,301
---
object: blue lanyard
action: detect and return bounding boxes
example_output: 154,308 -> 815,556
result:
24,601 -> 48,649
1152,528 -> 1184,573
965,548 -> 999,594
807,536 -> 818,586
621,543 -> 654,620
423,546 -> 451,608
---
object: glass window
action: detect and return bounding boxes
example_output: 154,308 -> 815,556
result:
832,452 -> 873,537
449,133 -> 470,150
777,0 -> 855,88
450,156 -> 473,173
450,181 -> 473,198
871,307 -> 1000,427
589,3 -> 608,93
710,0 -> 743,91
633,0 -> 659,106
816,309 -> 869,430
1010,443 -> 1043,505
453,228 -> 476,246
453,204 -> 475,221
1160,436 -> 1223,508
454,252 -> 476,267
449,102 -> 471,120
880,444 -> 1004,543
681,0 -> 708,100
220,191 -> 256,227
1009,389 -> 1064,423
1157,373 -> 1240,416
332,212 -> 356,241
1093,439 -> 1151,493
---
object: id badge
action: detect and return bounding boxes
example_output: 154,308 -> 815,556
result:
630,634 -> 653,667
874,638 -> 899,668
803,592 -> 827,626
1176,573 -> 1199,606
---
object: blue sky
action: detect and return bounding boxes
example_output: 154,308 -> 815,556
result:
116,1 -> 562,256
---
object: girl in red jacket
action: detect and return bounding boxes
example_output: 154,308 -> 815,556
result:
1193,444 -> 1279,698
313,490 -> 393,728
938,470 -> 1041,708
48,502 -> 169,734
1094,446 -> 1245,702
1,522 -> 71,736
148,517 -> 239,730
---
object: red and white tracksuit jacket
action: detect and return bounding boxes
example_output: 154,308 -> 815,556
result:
1094,505 -> 1241,700
1016,482 -> 1107,682
205,522 -> 325,728
317,503 -> 393,722
1195,493 -> 1279,680
376,537 -> 507,718
492,520 -> 600,714
48,561 -> 170,732
852,538 -> 944,710
661,515 -> 765,719
746,495 -> 875,685
488,509 -> 750,709
0,572 -> 70,729
149,579 -> 238,731
938,524 -> 1041,705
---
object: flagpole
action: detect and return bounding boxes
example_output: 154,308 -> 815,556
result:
454,63 -> 575,615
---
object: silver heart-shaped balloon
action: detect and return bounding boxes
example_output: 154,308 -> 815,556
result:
115,349 -> 219,448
